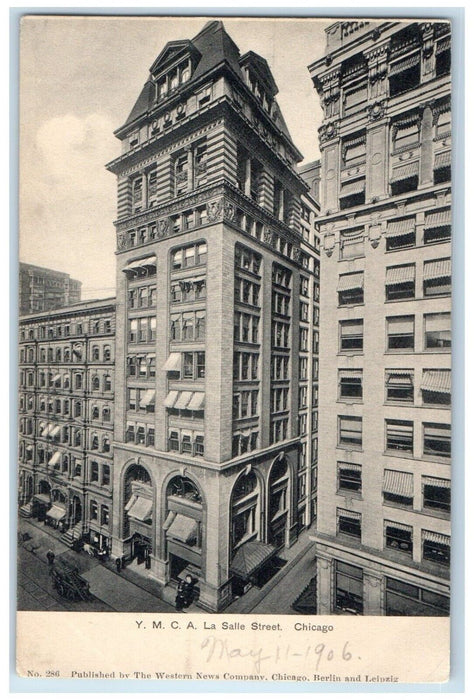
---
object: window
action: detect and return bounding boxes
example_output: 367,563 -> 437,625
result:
340,229 -> 364,260
385,265 -> 415,301
423,259 -> 451,297
422,531 -> 450,566
385,419 -> 413,454
424,209 -> 451,245
383,469 -> 413,507
339,319 -> 363,352
389,53 -> 421,96
334,561 -> 363,614
90,501 -> 98,520
90,462 -> 99,483
101,505 -> 109,526
393,118 -> 420,151
385,371 -> 414,403
342,133 -> 366,167
422,476 -> 450,513
338,416 -> 362,448
386,218 -> 416,251
338,272 -> 364,305
102,464 -> 110,486
423,423 -> 451,458
385,521 -> 413,555
338,462 -> 362,493
421,369 -> 451,406
337,508 -> 361,540
339,370 -> 362,400
436,44 -> 451,77
386,315 -> 414,351
424,313 -> 451,349
386,577 -> 449,616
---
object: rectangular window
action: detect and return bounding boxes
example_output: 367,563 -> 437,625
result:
385,371 -> 414,403
340,229 -> 364,260
421,369 -> 451,406
337,508 -> 361,540
422,476 -> 451,513
385,419 -> 413,454
424,312 -> 451,349
385,521 -> 413,555
338,272 -> 364,306
423,423 -> 451,458
339,319 -> 363,352
422,531 -> 450,566
339,370 -> 363,400
423,259 -> 451,297
383,469 -> 414,507
385,265 -> 415,301
386,315 -> 415,351
386,577 -> 449,616
335,560 -> 363,614
424,208 -> 451,245
338,416 -> 362,448
338,462 -> 362,493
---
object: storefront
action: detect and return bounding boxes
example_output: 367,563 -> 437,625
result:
164,475 -> 203,582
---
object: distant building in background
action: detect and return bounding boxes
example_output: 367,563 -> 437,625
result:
19,262 -> 82,316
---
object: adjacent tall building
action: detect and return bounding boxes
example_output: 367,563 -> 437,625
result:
308,20 -> 451,615
106,20 -> 319,611
19,262 -> 82,315
18,298 -> 116,552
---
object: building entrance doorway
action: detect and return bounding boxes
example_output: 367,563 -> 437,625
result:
132,535 -> 151,565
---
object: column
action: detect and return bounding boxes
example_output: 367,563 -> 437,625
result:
419,104 -> 434,188
366,120 -> 389,201
316,551 -> 332,614
363,570 -> 383,615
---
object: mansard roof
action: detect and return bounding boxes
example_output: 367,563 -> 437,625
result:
239,50 -> 278,96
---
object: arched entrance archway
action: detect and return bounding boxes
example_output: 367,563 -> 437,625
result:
123,464 -> 153,566
268,456 -> 290,549
164,474 -> 203,582
32,480 -> 51,521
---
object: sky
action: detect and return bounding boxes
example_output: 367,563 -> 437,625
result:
19,16 -> 330,300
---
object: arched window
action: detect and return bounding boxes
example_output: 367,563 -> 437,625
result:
91,434 -> 99,450
55,348 -> 62,362
75,373 -> 83,390
74,401 -> 82,418
92,405 -> 99,420
64,348 -> 71,362
167,475 -> 202,503
92,376 -> 100,391
103,345 -> 111,361
102,406 -> 111,422
104,374 -> 112,392
231,471 -> 259,551
92,345 -> 100,361
74,430 -> 82,447
102,437 -> 110,453
90,500 -> 98,520
63,374 -> 70,389
268,456 -> 290,548
40,349 -> 47,362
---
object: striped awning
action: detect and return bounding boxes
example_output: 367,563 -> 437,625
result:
386,372 -> 413,385
434,151 -> 451,169
187,392 -> 205,411
128,496 -> 153,522
41,423 -> 54,438
383,470 -> 413,497
423,476 -> 450,488
386,218 -> 415,238
230,541 -> 277,579
436,37 -> 450,54
139,389 -> 156,408
389,53 -> 420,76
340,179 -> 365,197
123,256 -> 156,272
385,520 -> 412,533
162,353 -> 181,372
46,504 -> 66,522
49,425 -> 61,438
52,374 -> 61,383
425,209 -> 450,228
48,451 -> 61,467
424,259 -> 451,280
386,265 -> 415,285
174,391 -> 193,410
167,513 -> 197,544
422,530 -> 450,545
390,161 -> 419,182
337,508 -> 361,520
421,369 -> 451,394
339,371 -> 362,381
338,462 -> 362,472
164,390 -> 179,408
337,272 -> 364,292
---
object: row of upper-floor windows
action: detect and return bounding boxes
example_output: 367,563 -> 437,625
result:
20,423 -> 112,452
337,414 -> 451,459
20,344 -> 112,364
20,318 -> 113,342
19,370 -> 113,392
338,313 -> 450,353
337,368 -> 450,407
20,395 -> 113,420
338,258 -> 451,307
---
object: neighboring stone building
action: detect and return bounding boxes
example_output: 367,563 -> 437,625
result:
106,20 -> 319,611
19,262 -> 82,316
18,298 -> 116,553
308,20 -> 451,615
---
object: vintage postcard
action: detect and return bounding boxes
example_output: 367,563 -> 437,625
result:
17,14 -> 452,684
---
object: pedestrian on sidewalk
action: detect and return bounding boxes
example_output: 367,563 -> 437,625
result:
175,578 -> 187,611
183,574 -> 196,608
115,557 -> 122,573
46,550 -> 55,566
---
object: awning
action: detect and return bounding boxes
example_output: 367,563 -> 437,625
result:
41,423 -> 53,438
383,470 -> 413,497
386,372 -> 413,385
127,496 -> 153,522
46,504 -> 66,521
436,37 -> 450,54
162,353 -> 181,372
167,513 -> 197,544
423,476 -> 450,488
125,495 -> 137,511
390,161 -> 419,182
48,451 -> 61,467
230,541 -> 277,579
162,511 -> 177,531
338,462 -> 361,472
386,265 -> 415,285
340,179 -> 365,197
49,425 -> 61,438
174,391 -> 193,410
434,151 -> 451,169
386,218 -> 415,238
25,445 -> 33,453
421,369 -> 451,394
34,493 -> 51,504
339,371 -> 362,381
424,259 -> 451,280
337,508 -> 361,520
421,530 -> 450,545
337,272 -> 364,292
139,389 -> 156,408
187,392 -> 205,411
164,390 -> 179,408
385,520 -> 412,533
425,209 -> 450,229
52,374 -> 61,383
389,53 -> 420,75
123,256 -> 156,272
